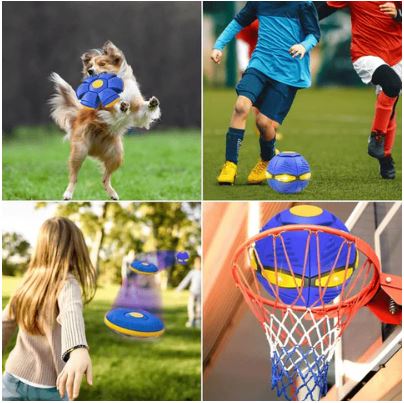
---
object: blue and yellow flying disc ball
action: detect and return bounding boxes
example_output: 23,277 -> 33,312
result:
266,152 -> 311,194
253,205 -> 358,307
130,260 -> 158,275
176,251 -> 190,265
76,72 -> 123,109
104,308 -> 165,338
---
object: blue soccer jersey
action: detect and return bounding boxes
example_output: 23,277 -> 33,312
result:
214,1 -> 320,88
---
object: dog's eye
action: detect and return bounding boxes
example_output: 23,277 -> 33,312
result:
98,62 -> 106,67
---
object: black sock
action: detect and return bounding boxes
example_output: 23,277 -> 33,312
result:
225,127 -> 245,164
259,137 -> 276,161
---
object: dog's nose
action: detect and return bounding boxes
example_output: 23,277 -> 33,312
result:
88,68 -> 95,75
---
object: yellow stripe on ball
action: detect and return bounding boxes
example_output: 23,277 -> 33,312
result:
274,174 -> 297,183
104,98 -> 120,108
290,205 -> 323,217
299,172 -> 311,180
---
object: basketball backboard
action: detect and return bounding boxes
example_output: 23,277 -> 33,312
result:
324,201 -> 402,401
203,201 -> 402,401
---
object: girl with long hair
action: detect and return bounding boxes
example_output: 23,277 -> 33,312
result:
2,217 -> 97,401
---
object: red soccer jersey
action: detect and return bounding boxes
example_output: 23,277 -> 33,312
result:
327,1 -> 402,65
236,19 -> 259,58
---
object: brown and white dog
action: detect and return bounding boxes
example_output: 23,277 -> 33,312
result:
49,41 -> 161,200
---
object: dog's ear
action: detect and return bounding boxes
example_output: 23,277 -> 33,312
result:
102,41 -> 120,54
102,41 -> 123,65
81,49 -> 100,66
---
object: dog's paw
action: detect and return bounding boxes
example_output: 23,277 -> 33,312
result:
148,96 -> 159,110
110,191 -> 119,200
120,101 -> 130,113
63,191 -> 73,200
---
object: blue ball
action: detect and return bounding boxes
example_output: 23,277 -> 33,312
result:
104,308 -> 165,338
253,205 -> 358,307
76,73 -> 123,109
130,260 -> 158,275
267,152 -> 311,194
176,251 -> 190,265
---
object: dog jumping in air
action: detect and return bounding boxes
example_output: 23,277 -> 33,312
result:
49,41 -> 161,200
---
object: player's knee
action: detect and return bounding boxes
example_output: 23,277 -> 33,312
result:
386,78 -> 402,98
383,77 -> 402,97
372,64 -> 402,98
234,99 -> 250,119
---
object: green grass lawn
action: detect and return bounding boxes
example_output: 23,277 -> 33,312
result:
204,87 -> 402,200
3,128 -> 201,200
2,276 -> 201,400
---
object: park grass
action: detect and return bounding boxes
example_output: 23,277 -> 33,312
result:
2,276 -> 201,401
3,128 -> 201,200
204,87 -> 402,200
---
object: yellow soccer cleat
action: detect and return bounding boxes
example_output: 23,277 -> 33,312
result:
247,160 -> 269,184
217,161 -> 237,185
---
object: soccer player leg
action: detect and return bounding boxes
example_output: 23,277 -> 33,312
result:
247,113 -> 279,184
256,113 -> 278,154
368,64 -> 401,160
376,97 -> 399,179
385,100 -> 398,157
247,80 -> 297,184
217,96 -> 252,185
217,69 -> 262,185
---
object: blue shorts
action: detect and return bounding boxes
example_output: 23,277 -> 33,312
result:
236,68 -> 298,124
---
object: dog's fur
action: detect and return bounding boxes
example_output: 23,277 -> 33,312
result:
49,41 -> 161,200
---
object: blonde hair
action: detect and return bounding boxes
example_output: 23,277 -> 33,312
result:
9,217 -> 96,335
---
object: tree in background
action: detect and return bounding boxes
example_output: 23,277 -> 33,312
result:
34,202 -> 200,286
2,232 -> 31,276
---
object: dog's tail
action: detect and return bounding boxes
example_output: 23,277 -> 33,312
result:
49,72 -> 81,133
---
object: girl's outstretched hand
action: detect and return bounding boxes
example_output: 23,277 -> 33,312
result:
211,49 -> 223,64
289,44 -> 306,59
57,347 -> 93,401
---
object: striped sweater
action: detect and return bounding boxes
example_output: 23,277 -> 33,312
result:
2,275 -> 88,386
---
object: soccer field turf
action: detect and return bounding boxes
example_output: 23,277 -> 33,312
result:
3,128 -> 201,200
203,87 -> 402,200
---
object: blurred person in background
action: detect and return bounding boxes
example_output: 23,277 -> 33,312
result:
176,256 -> 201,328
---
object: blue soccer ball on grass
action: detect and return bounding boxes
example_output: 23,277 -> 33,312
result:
267,152 -> 311,194
76,72 -> 123,109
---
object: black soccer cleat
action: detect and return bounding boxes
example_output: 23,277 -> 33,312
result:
368,131 -> 385,159
379,156 -> 395,179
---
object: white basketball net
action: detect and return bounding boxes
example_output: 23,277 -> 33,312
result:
264,308 -> 341,401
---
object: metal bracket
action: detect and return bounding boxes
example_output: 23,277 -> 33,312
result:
366,273 -> 402,325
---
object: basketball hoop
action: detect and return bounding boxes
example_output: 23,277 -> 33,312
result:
232,224 -> 401,401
